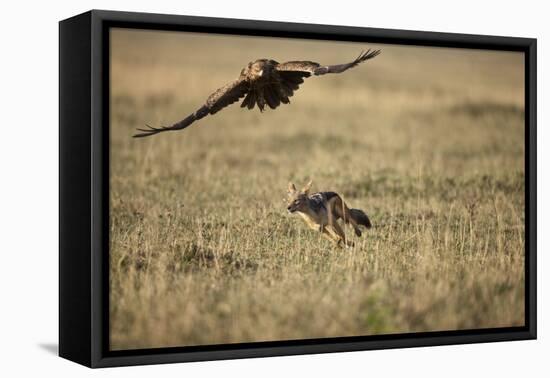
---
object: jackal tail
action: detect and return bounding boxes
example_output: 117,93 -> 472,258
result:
349,208 -> 372,229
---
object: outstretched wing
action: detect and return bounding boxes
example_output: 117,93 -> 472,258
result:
276,49 -> 380,76
134,79 -> 249,138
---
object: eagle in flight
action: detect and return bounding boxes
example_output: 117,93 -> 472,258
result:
134,49 -> 380,138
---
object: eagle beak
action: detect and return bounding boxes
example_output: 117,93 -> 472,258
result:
258,69 -> 264,77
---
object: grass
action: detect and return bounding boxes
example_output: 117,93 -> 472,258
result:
108,29 -> 525,350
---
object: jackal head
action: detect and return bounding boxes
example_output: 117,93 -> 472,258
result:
287,180 -> 312,213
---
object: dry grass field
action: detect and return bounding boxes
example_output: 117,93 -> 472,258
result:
109,28 -> 525,350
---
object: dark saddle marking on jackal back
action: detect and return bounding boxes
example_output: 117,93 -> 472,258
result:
309,192 -> 339,214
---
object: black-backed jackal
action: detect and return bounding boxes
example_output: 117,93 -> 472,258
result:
287,181 -> 372,247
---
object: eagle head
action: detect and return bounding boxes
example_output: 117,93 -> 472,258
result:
244,60 -> 268,80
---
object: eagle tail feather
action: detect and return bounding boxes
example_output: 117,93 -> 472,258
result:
241,91 -> 256,110
264,85 -> 280,109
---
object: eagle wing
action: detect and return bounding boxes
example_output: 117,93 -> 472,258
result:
276,49 -> 380,76
133,78 -> 249,138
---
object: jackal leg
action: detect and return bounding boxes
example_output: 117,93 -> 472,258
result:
324,199 -> 343,247
319,226 -> 341,246
334,198 -> 362,237
330,221 -> 354,248
345,208 -> 362,237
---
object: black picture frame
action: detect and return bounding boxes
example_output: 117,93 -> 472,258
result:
59,9 -> 537,368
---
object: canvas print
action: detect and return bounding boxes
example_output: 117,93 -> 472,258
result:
109,28 -> 525,350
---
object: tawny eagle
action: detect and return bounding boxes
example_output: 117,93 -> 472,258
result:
134,49 -> 380,138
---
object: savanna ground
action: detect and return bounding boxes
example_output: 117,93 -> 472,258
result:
109,28 -> 525,350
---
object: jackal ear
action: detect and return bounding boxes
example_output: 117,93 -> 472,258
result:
288,182 -> 297,194
302,180 -> 313,194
